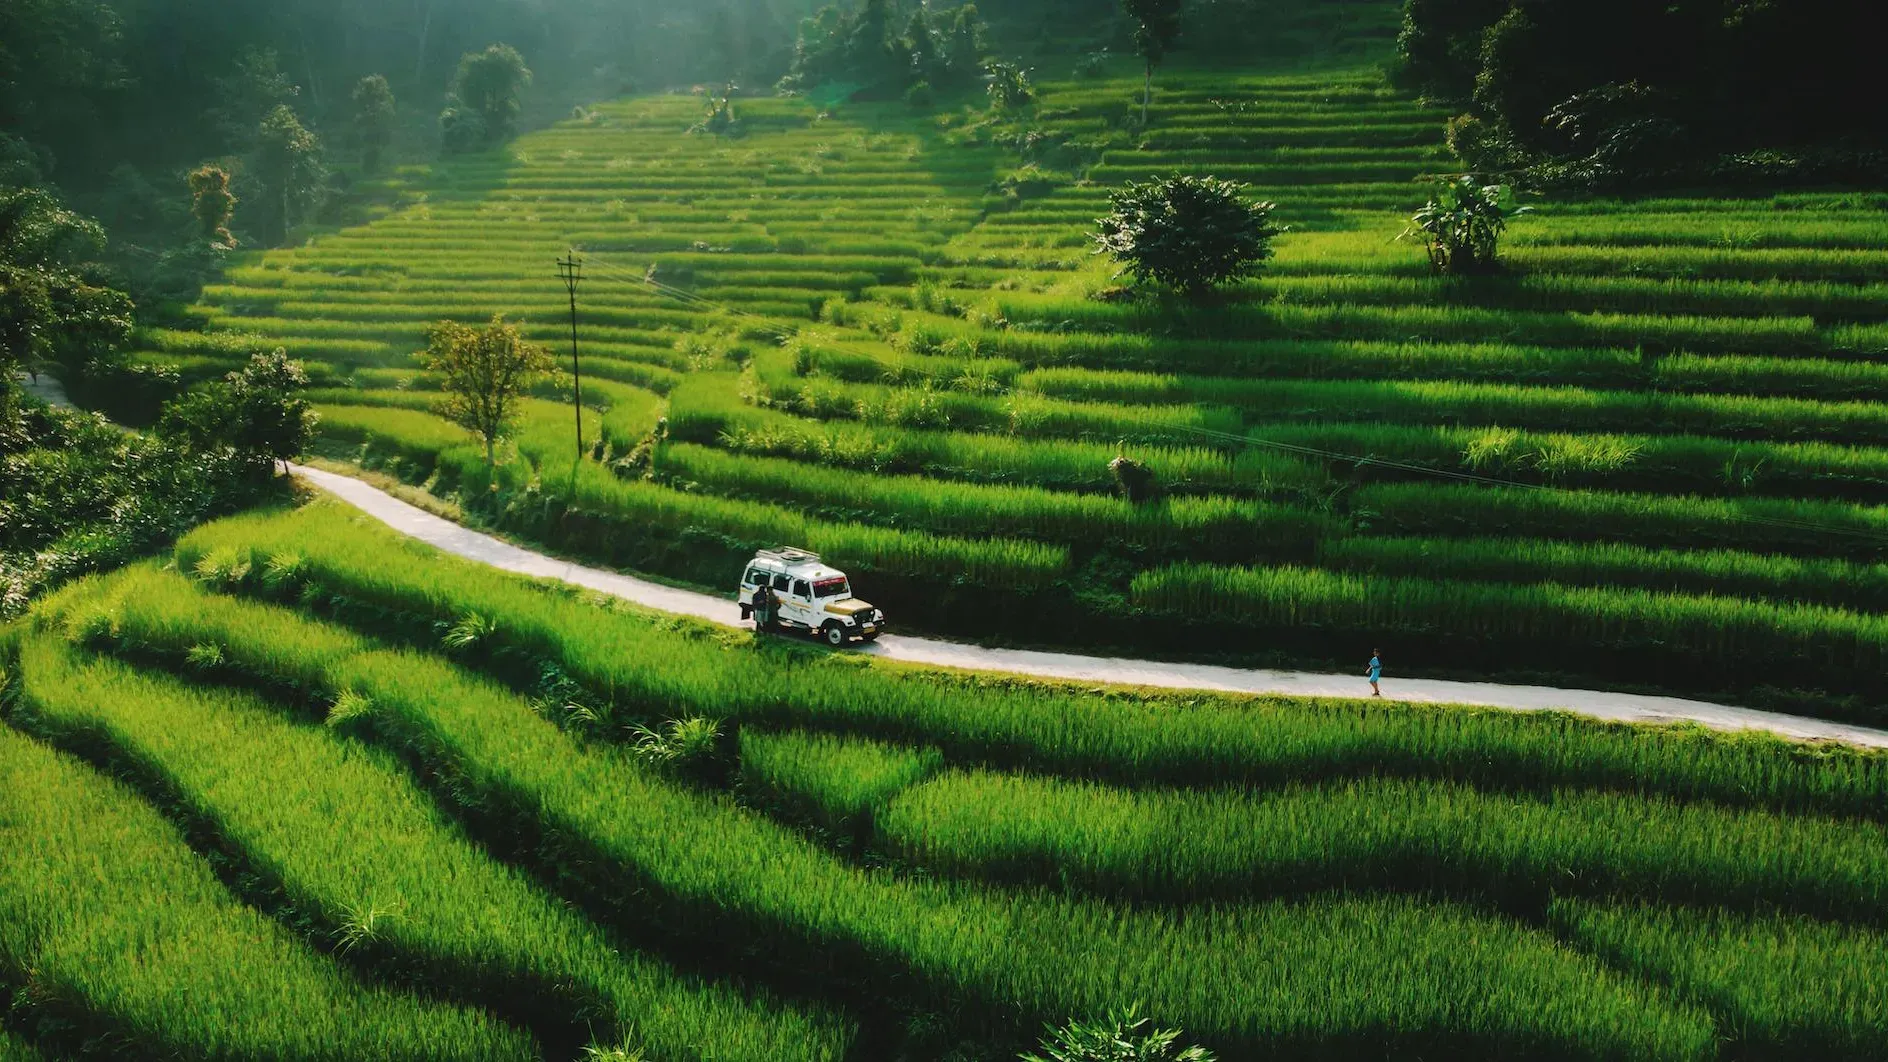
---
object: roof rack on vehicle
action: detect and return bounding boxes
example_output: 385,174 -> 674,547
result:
757,547 -> 821,565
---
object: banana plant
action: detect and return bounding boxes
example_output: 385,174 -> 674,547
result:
1401,175 -> 1531,274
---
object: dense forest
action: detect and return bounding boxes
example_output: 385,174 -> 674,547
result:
1396,0 -> 1888,188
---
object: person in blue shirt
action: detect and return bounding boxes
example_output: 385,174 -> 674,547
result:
1367,649 -> 1382,697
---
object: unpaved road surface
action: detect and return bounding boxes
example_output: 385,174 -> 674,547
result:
293,463 -> 1888,749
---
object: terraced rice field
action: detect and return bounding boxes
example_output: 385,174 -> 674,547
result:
3,499 -> 1887,1059
147,42 -> 1888,717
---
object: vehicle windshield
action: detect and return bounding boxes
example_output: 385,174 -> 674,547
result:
814,577 -> 850,598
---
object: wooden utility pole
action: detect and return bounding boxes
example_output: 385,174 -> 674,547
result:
556,251 -> 585,460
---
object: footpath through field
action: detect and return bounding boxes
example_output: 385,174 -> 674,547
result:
292,463 -> 1888,750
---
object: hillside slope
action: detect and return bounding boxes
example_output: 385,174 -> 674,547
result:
154,55 -> 1888,717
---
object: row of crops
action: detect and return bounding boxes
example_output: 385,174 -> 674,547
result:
147,54 -> 1888,714
3,499 -> 1887,1059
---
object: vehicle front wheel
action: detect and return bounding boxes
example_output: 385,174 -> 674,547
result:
822,622 -> 848,647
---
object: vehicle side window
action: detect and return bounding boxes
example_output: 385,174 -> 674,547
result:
794,579 -> 811,598
772,574 -> 790,590
746,568 -> 767,585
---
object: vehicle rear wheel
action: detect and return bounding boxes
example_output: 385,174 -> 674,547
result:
822,622 -> 847,647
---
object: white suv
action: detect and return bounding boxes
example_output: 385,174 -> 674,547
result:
737,548 -> 885,646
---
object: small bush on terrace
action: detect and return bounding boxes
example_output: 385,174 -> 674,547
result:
1401,175 -> 1530,275
1093,176 -> 1282,298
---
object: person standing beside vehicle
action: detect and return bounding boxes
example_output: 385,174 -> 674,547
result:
1367,649 -> 1383,697
751,582 -> 777,633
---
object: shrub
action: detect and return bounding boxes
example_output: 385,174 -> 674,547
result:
984,60 -> 1034,111
157,349 -> 316,477
438,104 -> 489,154
1400,175 -> 1530,275
1092,176 -> 1282,297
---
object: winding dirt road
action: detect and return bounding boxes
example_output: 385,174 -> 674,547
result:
289,464 -> 1888,749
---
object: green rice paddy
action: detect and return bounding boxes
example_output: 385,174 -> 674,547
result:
3,499 -> 1886,1058
125,38 -> 1888,709
13,13 -> 1887,1055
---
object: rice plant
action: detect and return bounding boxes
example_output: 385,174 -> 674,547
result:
64,567 -> 1713,1062
1129,561 -> 1888,716
871,768 -> 1888,920
8,627 -> 848,1062
1553,900 -> 1888,1059
170,503 -> 1888,821
0,722 -> 534,1061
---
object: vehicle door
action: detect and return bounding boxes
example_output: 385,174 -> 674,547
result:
740,566 -> 771,617
740,566 -> 766,601
769,574 -> 799,626
782,578 -> 815,627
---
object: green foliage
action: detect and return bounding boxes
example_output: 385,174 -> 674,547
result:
1401,175 -> 1529,275
10,627 -> 844,1061
628,716 -> 725,776
0,396 -> 274,617
138,64 -> 1888,711
179,501 -> 1888,824
80,561 -> 1718,1062
690,85 -> 745,138
1093,176 -> 1282,296
740,729 -> 942,834
780,1 -> 985,98
0,715 -> 532,1060
1121,0 -> 1184,122
350,75 -> 397,174
443,44 -> 532,152
326,687 -> 376,729
441,610 -> 500,653
212,48 -> 301,152
1130,561 -> 1888,715
1024,1007 -> 1215,1062
0,0 -> 123,156
252,104 -> 323,245
1397,0 -> 1888,188
438,103 -> 489,155
158,349 -> 316,475
187,165 -> 237,248
984,60 -> 1035,111
880,768 -> 1888,920
0,186 -> 133,379
416,315 -> 556,464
